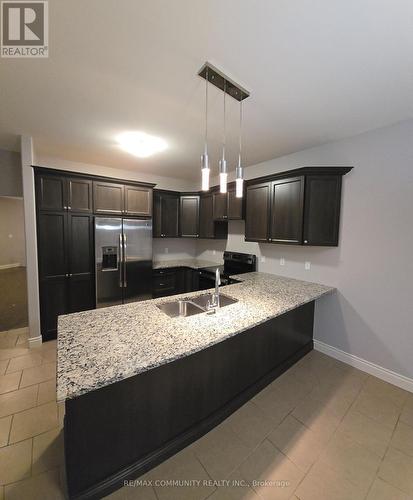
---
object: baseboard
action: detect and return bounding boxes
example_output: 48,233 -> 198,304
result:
314,340 -> 413,393
28,335 -> 42,348
0,263 -> 21,270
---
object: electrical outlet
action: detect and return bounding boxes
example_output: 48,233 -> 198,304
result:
305,261 -> 311,270
280,257 -> 285,266
260,256 -> 266,263
165,248 -> 169,254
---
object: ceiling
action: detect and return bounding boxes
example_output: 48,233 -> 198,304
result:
1,0 -> 412,180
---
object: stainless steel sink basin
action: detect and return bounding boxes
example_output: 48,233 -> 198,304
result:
156,293 -> 238,318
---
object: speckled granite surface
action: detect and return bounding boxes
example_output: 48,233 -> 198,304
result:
153,259 -> 223,270
57,273 -> 334,402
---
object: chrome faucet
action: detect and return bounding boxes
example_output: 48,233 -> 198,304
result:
208,267 -> 221,309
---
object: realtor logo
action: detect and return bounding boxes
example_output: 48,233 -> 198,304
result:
1,1 -> 48,57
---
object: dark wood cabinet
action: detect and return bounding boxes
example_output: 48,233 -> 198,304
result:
67,178 -> 93,213
269,177 -> 304,244
37,175 -> 66,211
245,182 -> 271,242
199,193 -> 228,239
124,185 -> 152,217
153,191 -> 180,238
152,267 -> 199,298
303,175 -> 342,246
227,184 -> 243,220
93,181 -> 124,215
245,167 -> 352,246
213,191 -> 228,220
180,195 -> 199,237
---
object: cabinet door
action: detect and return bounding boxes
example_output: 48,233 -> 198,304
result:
213,191 -> 228,220
93,181 -> 124,215
124,185 -> 152,217
245,182 -> 271,242
40,278 -> 68,340
68,275 -> 95,314
199,194 -> 214,238
37,175 -> 66,211
269,177 -> 304,244
303,175 -> 342,246
67,178 -> 93,213
180,196 -> 199,237
38,212 -> 68,278
154,193 -> 179,238
227,186 -> 243,219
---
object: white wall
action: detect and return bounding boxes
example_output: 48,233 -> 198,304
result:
197,119 -> 413,380
153,238 -> 197,262
0,198 -> 26,266
0,149 -> 22,197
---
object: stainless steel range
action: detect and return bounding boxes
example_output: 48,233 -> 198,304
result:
197,251 -> 257,290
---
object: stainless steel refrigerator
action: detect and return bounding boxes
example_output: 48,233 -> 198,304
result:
95,218 -> 152,308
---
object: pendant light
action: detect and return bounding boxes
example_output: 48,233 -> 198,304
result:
219,81 -> 228,194
235,100 -> 244,198
201,67 -> 210,191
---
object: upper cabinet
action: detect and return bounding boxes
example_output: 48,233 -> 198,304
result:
245,167 -> 352,246
227,183 -> 243,220
93,181 -> 124,215
124,185 -> 152,217
180,195 -> 199,238
67,178 -> 93,213
153,191 -> 180,238
199,193 -> 228,239
37,174 -> 93,213
212,191 -> 227,220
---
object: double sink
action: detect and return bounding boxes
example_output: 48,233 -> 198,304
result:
157,293 -> 238,318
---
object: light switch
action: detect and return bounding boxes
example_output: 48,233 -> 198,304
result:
305,261 -> 311,270
280,257 -> 285,266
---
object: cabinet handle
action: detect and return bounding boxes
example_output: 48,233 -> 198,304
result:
268,238 -> 272,242
68,206 -> 71,211
304,240 -> 308,244
63,206 -> 67,210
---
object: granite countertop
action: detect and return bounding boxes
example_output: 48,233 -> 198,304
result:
57,272 -> 334,402
153,259 -> 223,270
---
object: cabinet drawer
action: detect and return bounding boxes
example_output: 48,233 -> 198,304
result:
152,272 -> 176,291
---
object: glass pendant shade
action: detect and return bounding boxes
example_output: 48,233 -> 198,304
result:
236,164 -> 243,198
219,158 -> 227,193
201,153 -> 210,191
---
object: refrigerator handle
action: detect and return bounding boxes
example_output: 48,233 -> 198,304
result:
123,233 -> 127,288
119,233 -> 123,288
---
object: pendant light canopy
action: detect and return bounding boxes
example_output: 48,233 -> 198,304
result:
201,67 -> 210,191
198,63 -> 250,195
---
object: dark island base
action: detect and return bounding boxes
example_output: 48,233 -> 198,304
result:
65,301 -> 315,499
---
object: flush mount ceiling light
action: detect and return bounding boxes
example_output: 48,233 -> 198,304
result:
117,131 -> 167,158
198,62 -> 250,196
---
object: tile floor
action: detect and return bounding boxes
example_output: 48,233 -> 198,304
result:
1,328 -> 412,500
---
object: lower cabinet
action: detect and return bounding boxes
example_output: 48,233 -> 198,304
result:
152,268 -> 199,298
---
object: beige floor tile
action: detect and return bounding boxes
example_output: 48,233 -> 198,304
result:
307,382 -> 354,419
37,380 -> 56,405
0,386 -> 38,418
252,388 -> 294,427
0,372 -> 21,395
4,468 -> 65,500
9,402 -> 59,443
268,415 -> 325,472
318,431 -> 382,495
6,353 -> 43,374
41,349 -> 56,364
207,470 -> 259,500
378,447 -> 413,496
32,428 -> 64,475
8,327 -> 29,337
401,395 -> 413,428
366,477 -> 412,500
0,347 -> 30,361
295,459 -> 365,500
339,410 -> 394,458
364,377 -> 409,408
104,481 -> 157,499
391,421 -> 413,458
292,395 -> 341,443
0,416 -> 12,447
16,335 -> 29,347
20,362 -> 56,388
0,439 -> 32,485
0,337 -> 18,349
238,439 -> 304,500
222,401 -> 276,450
147,448 -> 215,500
36,340 -> 57,352
192,424 -> 252,480
0,361 -> 8,377
354,389 -> 401,429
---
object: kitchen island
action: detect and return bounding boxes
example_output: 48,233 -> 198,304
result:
58,272 -> 333,499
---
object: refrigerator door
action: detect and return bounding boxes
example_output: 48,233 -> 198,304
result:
95,218 -> 123,308
122,219 -> 153,303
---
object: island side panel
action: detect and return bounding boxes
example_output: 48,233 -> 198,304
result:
64,301 -> 315,499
